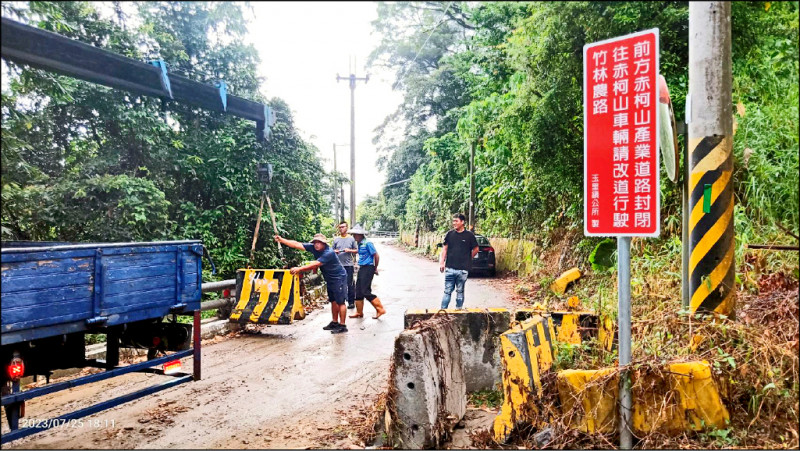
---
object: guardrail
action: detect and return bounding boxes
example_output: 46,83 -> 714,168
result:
370,230 -> 400,238
200,279 -> 235,312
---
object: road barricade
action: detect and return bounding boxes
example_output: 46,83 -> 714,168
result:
516,309 -> 599,345
549,267 -> 581,294
229,269 -> 305,324
404,308 -> 511,392
492,314 -> 557,443
517,308 -> 616,351
388,316 -> 466,449
492,309 -> 728,442
557,360 -> 729,435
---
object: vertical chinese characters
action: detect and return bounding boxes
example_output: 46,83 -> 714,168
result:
632,39 -> 652,230
590,48 -> 609,229
585,30 -> 658,236
611,43 -> 630,229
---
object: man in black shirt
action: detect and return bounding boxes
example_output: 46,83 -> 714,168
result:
439,213 -> 479,309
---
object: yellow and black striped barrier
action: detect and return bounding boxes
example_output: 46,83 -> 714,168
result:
229,269 -> 305,325
688,135 -> 735,317
492,315 -> 556,443
556,361 -> 729,435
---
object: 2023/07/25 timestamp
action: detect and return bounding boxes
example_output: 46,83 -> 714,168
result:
20,418 -> 116,429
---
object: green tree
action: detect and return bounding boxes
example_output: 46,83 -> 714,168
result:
1,1 -> 335,278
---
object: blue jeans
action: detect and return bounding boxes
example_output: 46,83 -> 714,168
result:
441,267 -> 469,309
344,266 -> 355,304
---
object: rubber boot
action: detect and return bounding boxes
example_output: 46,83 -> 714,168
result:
369,297 -> 386,319
349,300 -> 364,318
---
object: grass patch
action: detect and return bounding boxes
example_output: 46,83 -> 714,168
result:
468,389 -> 504,409
176,308 -> 218,323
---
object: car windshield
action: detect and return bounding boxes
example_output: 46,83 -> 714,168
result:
476,235 -> 490,246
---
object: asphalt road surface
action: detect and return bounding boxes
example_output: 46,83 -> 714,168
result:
4,240 -> 515,449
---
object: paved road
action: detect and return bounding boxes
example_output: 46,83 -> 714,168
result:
5,240 -> 514,449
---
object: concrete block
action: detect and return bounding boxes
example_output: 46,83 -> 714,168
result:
390,317 -> 467,449
492,315 -> 556,443
557,367 -> 619,433
549,267 -> 581,295
516,309 -> 600,345
404,308 -> 511,392
200,318 -> 236,339
557,361 -> 729,436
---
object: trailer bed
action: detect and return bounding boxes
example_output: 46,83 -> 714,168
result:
1,240 -> 203,345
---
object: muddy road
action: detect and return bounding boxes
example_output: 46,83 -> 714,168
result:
5,240 -> 515,449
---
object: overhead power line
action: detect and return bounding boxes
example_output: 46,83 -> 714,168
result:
381,178 -> 411,188
393,1 -> 454,89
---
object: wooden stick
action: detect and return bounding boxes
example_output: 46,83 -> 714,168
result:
266,194 -> 284,259
249,192 -> 266,267
746,244 -> 799,251
774,220 -> 800,241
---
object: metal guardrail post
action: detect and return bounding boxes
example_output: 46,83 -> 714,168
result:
193,310 -> 201,381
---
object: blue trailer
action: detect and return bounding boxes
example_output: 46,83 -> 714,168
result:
1,240 -> 205,443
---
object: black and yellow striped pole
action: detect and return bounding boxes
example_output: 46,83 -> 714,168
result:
687,2 -> 735,318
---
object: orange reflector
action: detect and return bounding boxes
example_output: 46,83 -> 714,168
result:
163,360 -> 182,375
7,357 -> 24,381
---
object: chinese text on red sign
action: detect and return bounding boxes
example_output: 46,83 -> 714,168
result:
584,29 -> 660,237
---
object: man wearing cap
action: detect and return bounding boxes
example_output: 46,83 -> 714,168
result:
347,225 -> 386,319
274,233 -> 350,334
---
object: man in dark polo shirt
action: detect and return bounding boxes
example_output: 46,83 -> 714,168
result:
439,213 -> 479,309
274,233 -> 350,334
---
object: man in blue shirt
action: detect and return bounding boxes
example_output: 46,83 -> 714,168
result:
274,233 -> 349,334
347,225 -> 386,320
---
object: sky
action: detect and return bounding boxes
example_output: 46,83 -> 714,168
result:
247,2 -> 404,209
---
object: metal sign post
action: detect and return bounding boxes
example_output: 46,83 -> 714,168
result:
584,28 -> 660,449
617,236 -> 632,449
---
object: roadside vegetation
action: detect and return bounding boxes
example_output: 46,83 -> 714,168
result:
1,1 -> 336,279
369,2 -> 799,448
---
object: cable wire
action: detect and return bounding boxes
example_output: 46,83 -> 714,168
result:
392,1 -> 454,89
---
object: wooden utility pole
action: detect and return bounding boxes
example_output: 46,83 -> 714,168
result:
336,68 -> 368,226
332,143 -> 339,222
687,2 -> 735,317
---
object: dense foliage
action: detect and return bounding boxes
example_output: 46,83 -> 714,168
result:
1,1 -> 334,277
366,1 -> 799,247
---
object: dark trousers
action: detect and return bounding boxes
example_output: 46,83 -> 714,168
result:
355,265 -> 377,302
344,265 -> 355,304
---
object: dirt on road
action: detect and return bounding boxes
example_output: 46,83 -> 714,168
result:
4,239 -> 516,449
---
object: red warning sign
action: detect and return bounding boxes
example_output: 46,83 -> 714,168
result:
584,29 -> 660,237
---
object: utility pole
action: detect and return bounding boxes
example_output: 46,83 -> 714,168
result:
332,143 -> 339,222
333,143 -> 348,223
469,140 -> 476,231
336,67 -> 369,227
687,2 -> 735,317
